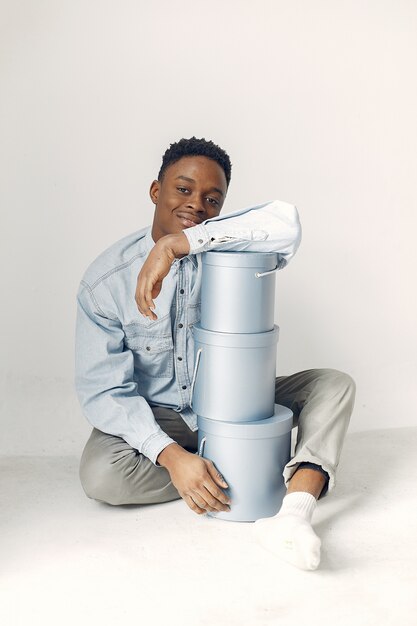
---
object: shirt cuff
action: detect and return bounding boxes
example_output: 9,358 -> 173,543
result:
182,224 -> 211,254
141,431 -> 176,466
183,223 -> 269,255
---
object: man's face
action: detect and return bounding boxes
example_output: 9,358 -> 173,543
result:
150,156 -> 228,242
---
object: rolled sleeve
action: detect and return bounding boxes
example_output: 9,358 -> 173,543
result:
182,199 -> 301,263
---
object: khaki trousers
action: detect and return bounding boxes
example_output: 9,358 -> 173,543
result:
79,368 -> 356,505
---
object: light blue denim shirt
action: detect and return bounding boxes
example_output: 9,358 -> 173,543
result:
75,200 -> 301,464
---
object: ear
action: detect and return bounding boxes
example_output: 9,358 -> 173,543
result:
149,180 -> 160,205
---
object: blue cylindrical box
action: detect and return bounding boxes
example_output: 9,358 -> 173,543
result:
200,251 -> 279,334
191,324 -> 279,422
198,405 -> 293,522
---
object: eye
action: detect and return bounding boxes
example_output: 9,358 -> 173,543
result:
177,187 -> 189,193
206,197 -> 219,206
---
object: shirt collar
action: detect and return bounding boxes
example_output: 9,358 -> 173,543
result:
144,226 -> 156,255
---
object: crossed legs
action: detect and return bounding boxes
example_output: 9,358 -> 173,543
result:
79,369 -> 356,570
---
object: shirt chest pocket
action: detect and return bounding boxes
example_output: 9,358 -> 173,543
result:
123,328 -> 174,379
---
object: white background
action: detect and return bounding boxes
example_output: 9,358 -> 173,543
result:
1,0 -> 416,455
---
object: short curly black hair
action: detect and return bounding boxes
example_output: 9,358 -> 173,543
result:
158,136 -> 232,187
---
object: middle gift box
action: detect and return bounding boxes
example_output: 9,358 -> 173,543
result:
190,324 -> 279,423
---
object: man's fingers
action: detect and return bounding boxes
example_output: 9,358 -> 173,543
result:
184,495 -> 206,515
188,489 -> 224,513
189,491 -> 215,512
143,276 -> 156,308
205,461 -> 229,490
137,299 -> 156,321
134,281 -> 142,311
136,275 -> 158,320
200,486 -> 230,512
144,291 -> 156,315
135,274 -> 147,313
202,481 -> 231,509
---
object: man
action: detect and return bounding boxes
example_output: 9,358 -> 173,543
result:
75,137 -> 355,571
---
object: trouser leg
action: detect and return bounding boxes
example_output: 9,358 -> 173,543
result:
275,368 -> 356,498
79,407 -> 198,506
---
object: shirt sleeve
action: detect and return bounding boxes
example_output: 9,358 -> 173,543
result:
75,282 -> 175,465
183,199 -> 302,267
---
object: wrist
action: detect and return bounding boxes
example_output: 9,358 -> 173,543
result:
158,233 -> 190,259
157,442 -> 187,469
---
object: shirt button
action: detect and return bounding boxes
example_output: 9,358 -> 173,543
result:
198,239 -> 203,244
178,323 -> 183,328
182,385 -> 187,390
177,356 -> 183,361
180,289 -> 184,294
146,346 -> 151,351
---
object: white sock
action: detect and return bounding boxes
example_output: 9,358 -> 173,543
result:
253,492 -> 321,571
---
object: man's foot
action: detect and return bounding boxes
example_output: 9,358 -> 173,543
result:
253,492 -> 321,571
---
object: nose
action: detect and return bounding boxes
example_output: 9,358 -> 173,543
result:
186,193 -> 205,213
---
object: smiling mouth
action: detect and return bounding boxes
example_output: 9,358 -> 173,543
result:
177,213 -> 201,228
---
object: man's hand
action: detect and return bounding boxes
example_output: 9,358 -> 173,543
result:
157,443 -> 231,515
135,233 -> 190,320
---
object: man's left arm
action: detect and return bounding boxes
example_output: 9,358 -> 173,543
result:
185,199 -> 302,264
135,199 -> 301,320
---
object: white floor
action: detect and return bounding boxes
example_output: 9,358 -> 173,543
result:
1,427 -> 417,626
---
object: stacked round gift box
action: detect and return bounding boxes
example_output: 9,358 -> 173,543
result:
191,251 -> 293,522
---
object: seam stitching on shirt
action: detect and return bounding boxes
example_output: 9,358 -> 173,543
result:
124,311 -> 172,329
80,280 -> 115,319
89,251 -> 147,290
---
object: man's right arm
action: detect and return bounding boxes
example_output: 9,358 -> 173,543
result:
75,281 -> 175,463
75,282 -> 230,514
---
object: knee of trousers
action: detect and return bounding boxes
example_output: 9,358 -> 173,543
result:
314,368 -> 356,402
79,445 -> 133,505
